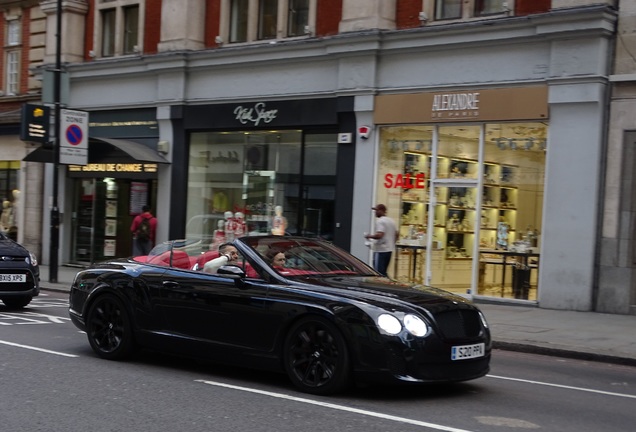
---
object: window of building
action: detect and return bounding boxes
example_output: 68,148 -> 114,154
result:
186,130 -> 337,249
287,0 -> 309,37
5,51 -> 19,95
95,0 -> 144,57
376,121 -> 546,300
123,5 -> 139,54
431,0 -> 512,22
230,0 -> 249,42
7,19 -> 20,46
225,0 -> 315,44
101,9 -> 116,57
435,0 -> 462,20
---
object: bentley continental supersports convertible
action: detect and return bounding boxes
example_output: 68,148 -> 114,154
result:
69,236 -> 491,395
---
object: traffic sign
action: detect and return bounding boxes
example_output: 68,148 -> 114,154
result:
60,109 -> 88,165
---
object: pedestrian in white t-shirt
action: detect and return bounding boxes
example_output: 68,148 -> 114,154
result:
364,204 -> 397,277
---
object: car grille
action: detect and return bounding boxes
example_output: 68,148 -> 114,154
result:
433,309 -> 482,340
1,256 -> 27,262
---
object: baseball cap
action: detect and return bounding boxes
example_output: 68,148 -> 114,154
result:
372,204 -> 387,211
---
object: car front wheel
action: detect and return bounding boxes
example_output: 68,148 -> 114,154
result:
283,316 -> 351,395
86,293 -> 135,360
1,296 -> 32,309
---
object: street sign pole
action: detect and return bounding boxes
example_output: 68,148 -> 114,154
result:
49,0 -> 62,283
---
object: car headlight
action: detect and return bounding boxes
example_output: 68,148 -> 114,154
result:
478,311 -> 489,328
377,314 -> 402,335
403,314 -> 428,337
28,252 -> 38,267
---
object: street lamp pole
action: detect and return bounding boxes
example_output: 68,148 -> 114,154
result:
49,0 -> 62,283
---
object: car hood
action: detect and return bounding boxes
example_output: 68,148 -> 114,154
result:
287,275 -> 472,312
0,239 -> 29,257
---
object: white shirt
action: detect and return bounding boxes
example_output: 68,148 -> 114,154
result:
203,254 -> 230,274
374,216 -> 397,252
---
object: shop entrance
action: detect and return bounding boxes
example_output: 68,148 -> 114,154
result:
70,178 -> 156,264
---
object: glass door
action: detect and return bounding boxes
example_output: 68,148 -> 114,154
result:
426,182 -> 478,295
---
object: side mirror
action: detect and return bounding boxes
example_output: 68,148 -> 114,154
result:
218,265 -> 246,279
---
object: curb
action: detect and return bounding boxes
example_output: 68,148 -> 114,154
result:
493,341 -> 636,367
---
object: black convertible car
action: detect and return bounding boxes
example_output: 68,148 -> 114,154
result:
0,231 -> 40,309
69,236 -> 490,395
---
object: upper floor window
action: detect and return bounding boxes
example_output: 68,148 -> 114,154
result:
5,51 -> 19,95
95,0 -> 143,57
474,0 -> 509,16
225,0 -> 315,44
7,19 -> 20,46
432,0 -> 512,22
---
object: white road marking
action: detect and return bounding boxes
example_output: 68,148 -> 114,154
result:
0,339 -> 78,358
488,375 -> 636,399
196,379 -> 475,432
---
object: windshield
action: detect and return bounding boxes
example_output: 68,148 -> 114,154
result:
238,236 -> 377,277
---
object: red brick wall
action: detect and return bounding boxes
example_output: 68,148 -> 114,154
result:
516,0 -> 550,16
205,0 -> 221,48
316,0 -> 342,36
396,0 -> 422,29
84,0 -> 94,60
144,0 -> 162,54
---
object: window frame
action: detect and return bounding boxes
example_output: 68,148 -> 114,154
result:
7,19 -> 21,46
425,0 -> 513,24
222,0 -> 316,45
94,0 -> 144,58
5,50 -> 20,95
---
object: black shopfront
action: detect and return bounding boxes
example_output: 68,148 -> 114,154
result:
167,97 -> 356,250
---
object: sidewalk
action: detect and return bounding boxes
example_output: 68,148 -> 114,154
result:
38,264 -> 636,366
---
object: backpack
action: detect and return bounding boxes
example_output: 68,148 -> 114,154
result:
136,217 -> 152,241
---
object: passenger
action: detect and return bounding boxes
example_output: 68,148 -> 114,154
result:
269,251 -> 287,270
203,242 -> 240,274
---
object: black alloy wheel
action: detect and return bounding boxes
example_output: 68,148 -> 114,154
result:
283,316 -> 351,395
1,295 -> 32,309
86,293 -> 135,360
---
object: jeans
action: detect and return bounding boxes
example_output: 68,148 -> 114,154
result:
133,238 -> 153,256
374,251 -> 392,277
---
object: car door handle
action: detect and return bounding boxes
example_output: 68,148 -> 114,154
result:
162,281 -> 180,289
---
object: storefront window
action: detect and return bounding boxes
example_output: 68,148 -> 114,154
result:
187,130 -> 337,250
377,122 -> 546,300
0,161 -> 20,240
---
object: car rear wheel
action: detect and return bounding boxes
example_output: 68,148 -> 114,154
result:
86,293 -> 135,360
283,316 -> 351,395
1,295 -> 32,309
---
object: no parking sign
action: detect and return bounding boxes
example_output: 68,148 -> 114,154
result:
60,109 -> 89,165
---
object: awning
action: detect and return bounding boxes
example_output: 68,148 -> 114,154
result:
23,137 -> 169,164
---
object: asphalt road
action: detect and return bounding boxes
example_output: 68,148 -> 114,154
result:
2,291 -> 635,432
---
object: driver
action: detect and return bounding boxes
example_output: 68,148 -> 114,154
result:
203,243 -> 240,274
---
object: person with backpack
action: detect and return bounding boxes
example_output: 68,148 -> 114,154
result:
130,205 -> 157,256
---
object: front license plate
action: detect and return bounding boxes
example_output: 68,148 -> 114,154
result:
0,274 -> 26,283
451,343 -> 485,360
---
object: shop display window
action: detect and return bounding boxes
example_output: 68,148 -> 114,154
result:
187,130 -> 337,251
377,122 -> 546,300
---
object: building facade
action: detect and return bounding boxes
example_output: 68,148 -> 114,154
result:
0,0 -> 46,261
27,0 -> 636,314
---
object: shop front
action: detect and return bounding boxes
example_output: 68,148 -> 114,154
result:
172,97 -> 356,250
373,86 -> 548,301
66,163 -> 158,263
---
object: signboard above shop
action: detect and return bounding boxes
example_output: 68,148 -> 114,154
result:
20,104 -> 50,145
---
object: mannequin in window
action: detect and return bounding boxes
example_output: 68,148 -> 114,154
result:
1,200 -> 13,232
271,205 -> 287,236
